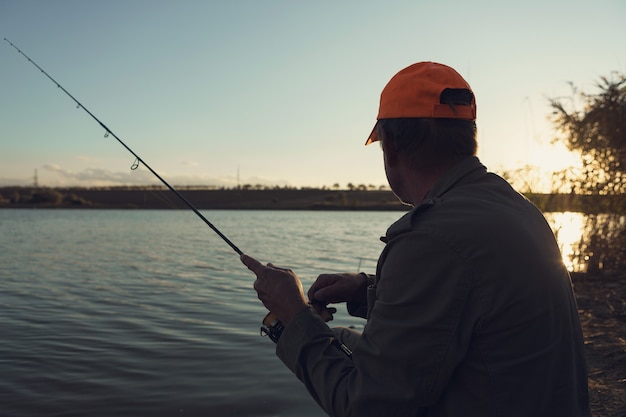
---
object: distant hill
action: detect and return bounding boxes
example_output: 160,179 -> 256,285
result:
0,187 -> 408,211
1,187 -> 623,213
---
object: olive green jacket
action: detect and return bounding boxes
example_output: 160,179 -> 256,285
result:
277,156 -> 590,417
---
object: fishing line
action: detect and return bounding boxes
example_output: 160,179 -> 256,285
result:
5,38 -> 243,256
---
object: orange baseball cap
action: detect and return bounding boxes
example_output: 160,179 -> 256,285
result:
366,62 -> 476,145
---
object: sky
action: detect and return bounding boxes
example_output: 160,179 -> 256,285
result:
1,0 -> 624,190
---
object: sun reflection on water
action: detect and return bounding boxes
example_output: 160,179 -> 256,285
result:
544,212 -> 586,272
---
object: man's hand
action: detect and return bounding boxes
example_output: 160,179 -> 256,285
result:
240,254 -> 308,326
307,273 -> 368,320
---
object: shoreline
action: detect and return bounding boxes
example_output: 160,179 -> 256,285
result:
1,187 -> 624,213
1,188 -> 409,211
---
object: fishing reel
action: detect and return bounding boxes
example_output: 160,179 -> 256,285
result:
260,312 -> 284,343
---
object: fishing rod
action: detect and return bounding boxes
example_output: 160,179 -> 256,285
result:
6,39 -> 351,355
4,38 -> 243,256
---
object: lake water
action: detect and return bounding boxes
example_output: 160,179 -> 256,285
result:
0,209 -> 403,417
1,208 -> 594,416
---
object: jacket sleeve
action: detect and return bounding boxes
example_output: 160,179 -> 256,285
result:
275,232 -> 480,417
346,273 -> 375,318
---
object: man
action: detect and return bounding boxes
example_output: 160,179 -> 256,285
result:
241,62 -> 591,416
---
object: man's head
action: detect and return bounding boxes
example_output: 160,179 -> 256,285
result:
367,62 -> 478,203
366,61 -> 477,145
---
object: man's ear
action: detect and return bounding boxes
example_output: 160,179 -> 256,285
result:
381,138 -> 399,166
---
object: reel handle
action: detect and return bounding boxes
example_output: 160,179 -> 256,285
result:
260,312 -> 284,343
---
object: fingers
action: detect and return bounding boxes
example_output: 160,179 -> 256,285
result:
308,273 -> 350,304
240,254 -> 265,274
307,273 -> 337,301
309,286 -> 330,304
309,288 -> 339,322
241,255 -> 293,276
309,276 -> 343,322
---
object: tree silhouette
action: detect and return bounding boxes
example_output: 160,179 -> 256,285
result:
548,72 -> 626,275
549,73 -> 626,195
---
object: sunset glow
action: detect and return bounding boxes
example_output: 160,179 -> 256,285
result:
1,2 -> 624,189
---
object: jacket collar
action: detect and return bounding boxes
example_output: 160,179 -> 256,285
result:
424,156 -> 487,201
382,156 -> 487,242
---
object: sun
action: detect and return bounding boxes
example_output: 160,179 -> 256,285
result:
530,142 -> 581,174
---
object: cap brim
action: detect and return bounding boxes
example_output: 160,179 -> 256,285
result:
365,122 -> 379,145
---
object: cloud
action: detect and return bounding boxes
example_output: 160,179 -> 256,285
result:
40,164 -> 171,186
0,163 -> 296,188
45,164 -> 63,171
6,164 -> 292,188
